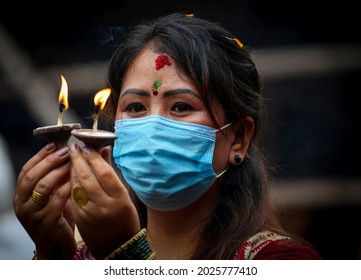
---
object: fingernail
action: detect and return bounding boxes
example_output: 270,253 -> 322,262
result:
82,146 -> 92,156
44,142 -> 55,151
69,143 -> 78,153
55,146 -> 70,157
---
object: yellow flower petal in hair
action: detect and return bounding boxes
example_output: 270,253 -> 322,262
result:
225,37 -> 244,49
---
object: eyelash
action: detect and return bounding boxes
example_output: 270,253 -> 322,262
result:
125,102 -> 193,114
171,102 -> 192,112
126,102 -> 145,113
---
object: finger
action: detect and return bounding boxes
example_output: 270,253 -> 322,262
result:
47,181 -> 74,229
32,180 -> 72,217
69,143 -> 101,199
30,181 -> 77,260
15,146 -> 70,203
17,161 -> 70,217
29,161 -> 71,208
17,142 -> 56,183
81,146 -> 125,197
100,145 -> 112,165
14,167 -> 72,233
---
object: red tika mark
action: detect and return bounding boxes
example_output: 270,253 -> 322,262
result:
155,55 -> 171,70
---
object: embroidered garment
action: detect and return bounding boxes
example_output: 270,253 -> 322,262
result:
74,243 -> 94,260
235,231 -> 321,260
73,230 -> 321,260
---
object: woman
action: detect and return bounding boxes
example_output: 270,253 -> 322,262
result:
13,13 -> 321,260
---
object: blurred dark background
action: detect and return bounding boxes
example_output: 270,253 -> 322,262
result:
0,0 -> 360,259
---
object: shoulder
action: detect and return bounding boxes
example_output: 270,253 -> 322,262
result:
235,231 -> 321,260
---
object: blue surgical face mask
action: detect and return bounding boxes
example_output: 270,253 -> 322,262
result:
113,115 -> 232,211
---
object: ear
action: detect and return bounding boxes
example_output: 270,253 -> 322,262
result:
228,116 -> 255,165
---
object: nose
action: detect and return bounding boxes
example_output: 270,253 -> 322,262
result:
147,99 -> 169,118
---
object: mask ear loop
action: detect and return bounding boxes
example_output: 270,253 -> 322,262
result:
213,122 -> 233,178
213,122 -> 234,133
215,165 -> 229,178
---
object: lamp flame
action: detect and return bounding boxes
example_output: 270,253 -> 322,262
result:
57,75 -> 69,125
92,88 -> 111,132
94,88 -> 111,111
58,75 -> 69,110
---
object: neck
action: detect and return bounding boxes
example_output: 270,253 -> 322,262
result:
146,183 -> 221,259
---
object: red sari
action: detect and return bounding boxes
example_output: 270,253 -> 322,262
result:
235,231 -> 321,260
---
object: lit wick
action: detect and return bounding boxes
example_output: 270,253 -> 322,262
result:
33,75 -> 81,149
57,102 -> 66,125
93,104 -> 100,132
71,88 -> 117,151
93,88 -> 111,133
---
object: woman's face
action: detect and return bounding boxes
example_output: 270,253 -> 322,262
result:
116,48 -> 237,174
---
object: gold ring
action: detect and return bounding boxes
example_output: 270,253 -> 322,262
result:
31,190 -> 49,205
72,186 -> 88,206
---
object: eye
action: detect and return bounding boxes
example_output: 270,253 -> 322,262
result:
126,102 -> 146,113
171,102 -> 193,113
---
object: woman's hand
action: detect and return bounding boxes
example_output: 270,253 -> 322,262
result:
69,143 -> 141,259
13,142 -> 77,259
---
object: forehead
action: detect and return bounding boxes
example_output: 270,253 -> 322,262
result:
123,48 -> 192,88
126,49 -> 174,75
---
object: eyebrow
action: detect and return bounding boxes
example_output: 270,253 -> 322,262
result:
121,88 -> 150,98
121,88 -> 201,99
164,88 -> 201,99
